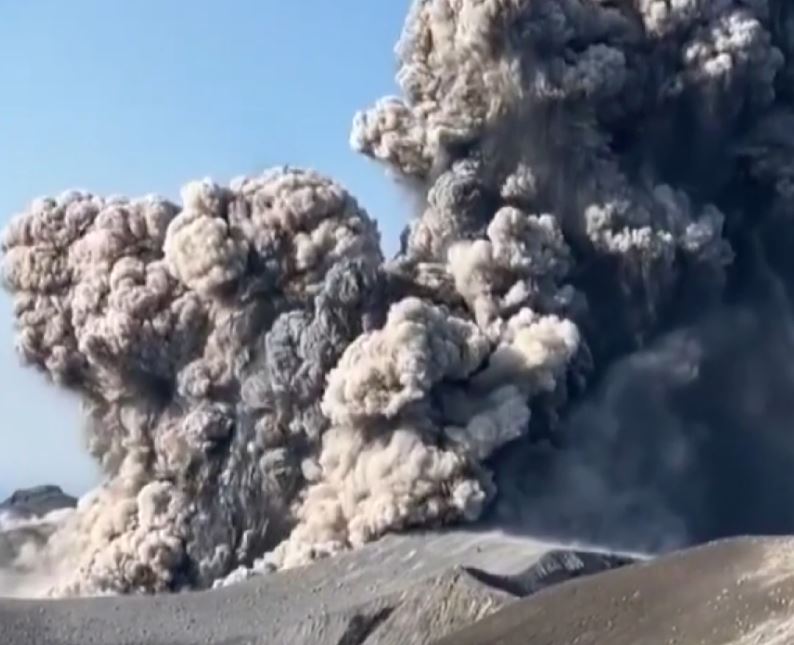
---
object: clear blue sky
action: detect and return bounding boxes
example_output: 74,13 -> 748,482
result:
0,1 -> 411,499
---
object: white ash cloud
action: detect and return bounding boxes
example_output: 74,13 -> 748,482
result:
5,0 -> 794,596
268,297 -> 579,569
0,507 -> 76,598
0,168 -> 384,596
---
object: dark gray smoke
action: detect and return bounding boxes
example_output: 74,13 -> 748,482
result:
2,0 -> 794,596
351,0 -> 794,552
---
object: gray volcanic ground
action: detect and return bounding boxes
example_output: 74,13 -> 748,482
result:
0,528 -> 637,645
439,536 -> 794,645
3,0 -> 794,621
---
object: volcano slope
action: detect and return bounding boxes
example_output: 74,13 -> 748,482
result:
437,536 -> 794,645
4,534 -> 794,645
0,529 -> 634,645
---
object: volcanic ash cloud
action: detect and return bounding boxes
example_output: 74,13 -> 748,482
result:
4,0 -> 794,596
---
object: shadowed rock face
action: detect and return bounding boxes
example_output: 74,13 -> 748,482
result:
0,486 -> 76,519
0,530 -> 633,645
464,550 -> 636,598
436,537 -> 794,645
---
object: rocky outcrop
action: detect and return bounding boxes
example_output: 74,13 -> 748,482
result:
464,550 -> 637,599
0,486 -> 76,519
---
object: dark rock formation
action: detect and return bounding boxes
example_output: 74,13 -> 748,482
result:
0,486 -> 76,519
464,550 -> 637,599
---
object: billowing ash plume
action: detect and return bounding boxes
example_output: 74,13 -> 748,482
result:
4,0 -> 794,596
1,169 -> 383,595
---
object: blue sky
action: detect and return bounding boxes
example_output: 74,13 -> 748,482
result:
0,1 -> 411,499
